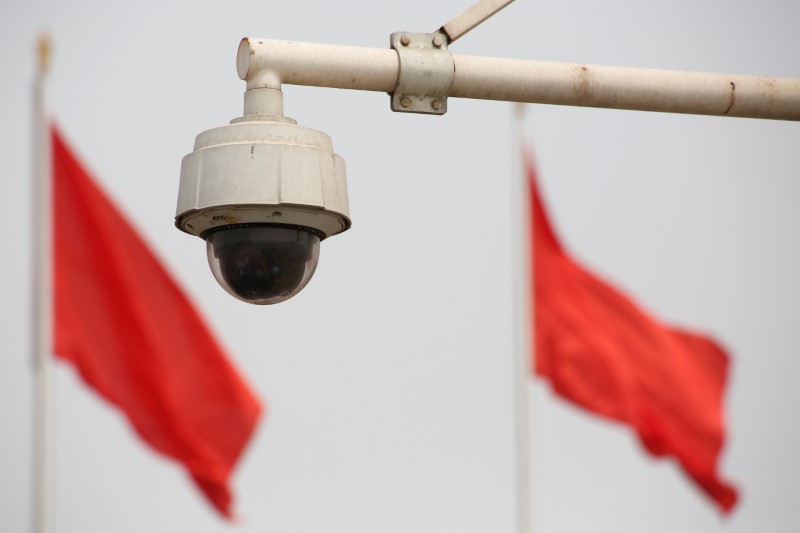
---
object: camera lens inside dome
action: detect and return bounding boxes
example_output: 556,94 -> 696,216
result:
206,225 -> 320,305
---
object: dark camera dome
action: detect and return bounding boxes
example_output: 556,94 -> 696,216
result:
205,224 -> 321,305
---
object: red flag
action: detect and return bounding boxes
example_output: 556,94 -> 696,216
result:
51,125 -> 262,517
528,154 -> 738,512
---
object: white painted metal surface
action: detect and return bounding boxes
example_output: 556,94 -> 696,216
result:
236,38 -> 800,121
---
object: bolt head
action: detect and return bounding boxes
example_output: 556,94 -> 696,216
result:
400,96 -> 411,108
432,35 -> 443,48
400,35 -> 411,46
431,99 -> 443,110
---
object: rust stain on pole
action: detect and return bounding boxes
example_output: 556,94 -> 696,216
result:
724,81 -> 736,115
574,65 -> 595,104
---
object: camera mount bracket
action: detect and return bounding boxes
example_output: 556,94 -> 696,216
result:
389,31 -> 454,115
387,0 -> 516,115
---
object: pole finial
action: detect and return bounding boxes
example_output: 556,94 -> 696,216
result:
36,32 -> 51,76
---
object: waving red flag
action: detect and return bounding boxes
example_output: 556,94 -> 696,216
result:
528,154 -> 738,512
52,125 -> 262,517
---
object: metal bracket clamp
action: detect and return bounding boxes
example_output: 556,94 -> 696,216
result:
390,32 -> 455,115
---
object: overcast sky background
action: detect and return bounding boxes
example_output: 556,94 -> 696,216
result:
2,1 -> 799,532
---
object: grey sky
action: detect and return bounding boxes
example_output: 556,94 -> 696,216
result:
2,1 -> 799,532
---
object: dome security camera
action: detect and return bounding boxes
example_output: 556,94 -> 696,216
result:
175,87 -> 351,304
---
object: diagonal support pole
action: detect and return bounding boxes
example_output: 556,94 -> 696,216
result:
438,0 -> 516,44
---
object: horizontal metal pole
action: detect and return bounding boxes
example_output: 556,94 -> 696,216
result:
452,56 -> 800,120
237,38 -> 800,121
238,38 -> 399,92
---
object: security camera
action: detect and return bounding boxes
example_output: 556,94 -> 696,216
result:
175,87 -> 351,304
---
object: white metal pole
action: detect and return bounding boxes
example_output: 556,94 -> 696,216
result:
237,38 -> 800,121
451,55 -> 800,119
511,103 -> 534,533
32,34 -> 53,533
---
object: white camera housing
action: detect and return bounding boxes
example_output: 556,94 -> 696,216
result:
175,87 -> 351,304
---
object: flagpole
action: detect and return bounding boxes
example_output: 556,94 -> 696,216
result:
512,102 -> 534,533
32,33 -> 53,533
